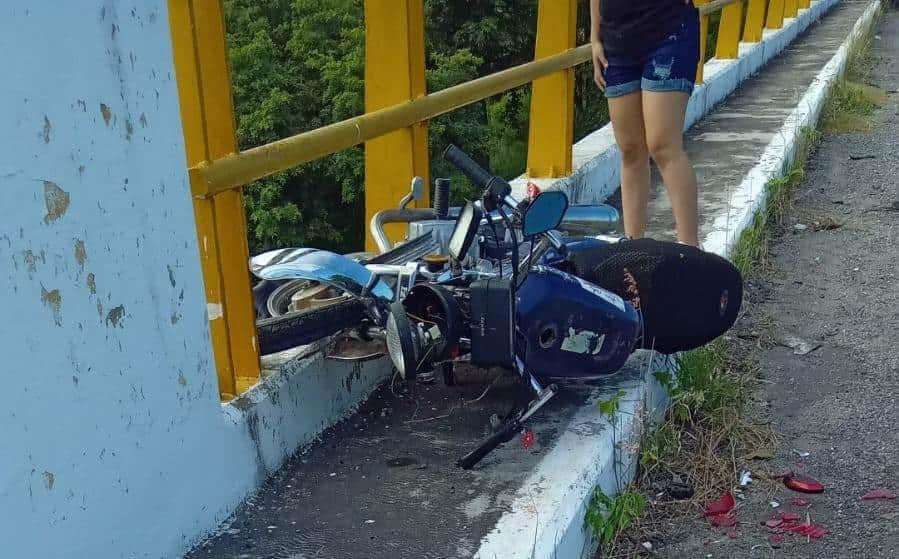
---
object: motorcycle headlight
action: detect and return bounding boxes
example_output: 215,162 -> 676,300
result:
385,301 -> 420,379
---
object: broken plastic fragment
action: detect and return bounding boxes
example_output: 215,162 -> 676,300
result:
862,489 -> 896,501
784,473 -> 825,494
704,491 -> 736,517
765,519 -> 783,529
793,449 -> 811,458
779,512 -> 801,522
739,470 -> 752,486
769,500 -> 781,508
521,430 -> 535,450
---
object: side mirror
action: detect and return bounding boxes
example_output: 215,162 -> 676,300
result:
521,190 -> 569,237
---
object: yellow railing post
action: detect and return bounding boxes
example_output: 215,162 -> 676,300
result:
766,0 -> 786,29
716,0 -> 745,59
695,0 -> 711,83
798,0 -> 811,9
168,0 -> 260,400
526,0 -> 578,178
363,0 -> 429,251
743,0 -> 768,42
784,0 -> 799,19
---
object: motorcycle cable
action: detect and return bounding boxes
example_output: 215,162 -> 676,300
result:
498,207 -> 518,289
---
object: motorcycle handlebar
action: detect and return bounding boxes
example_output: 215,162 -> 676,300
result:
443,144 -> 513,211
443,144 -> 493,189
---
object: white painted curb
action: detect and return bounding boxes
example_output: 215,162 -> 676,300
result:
704,0 -> 884,258
510,0 -> 841,205
475,2 -> 882,558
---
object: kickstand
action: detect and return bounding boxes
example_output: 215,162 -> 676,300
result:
457,373 -> 557,470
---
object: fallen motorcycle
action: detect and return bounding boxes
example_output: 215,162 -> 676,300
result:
250,144 -> 743,468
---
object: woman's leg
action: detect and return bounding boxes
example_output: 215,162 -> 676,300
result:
608,92 -> 651,239
643,90 -> 698,246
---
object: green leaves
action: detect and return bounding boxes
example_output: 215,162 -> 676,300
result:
598,390 -> 626,420
584,487 -> 646,546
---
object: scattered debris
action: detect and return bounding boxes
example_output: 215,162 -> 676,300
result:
769,533 -> 785,548
811,216 -> 842,231
790,498 -> 812,507
704,492 -> 736,517
521,430 -> 535,450
793,449 -> 811,458
745,447 -> 775,460
793,223 -> 808,232
739,471 -> 753,487
770,500 -> 781,508
766,512 -> 829,540
641,541 -> 653,552
784,472 -> 825,494
364,519 -> 375,524
779,335 -> 821,355
861,489 -> 896,501
667,481 -> 695,500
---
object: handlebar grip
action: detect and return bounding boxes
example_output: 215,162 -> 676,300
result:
443,144 -> 493,189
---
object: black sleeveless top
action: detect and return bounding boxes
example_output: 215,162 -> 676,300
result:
600,0 -> 696,57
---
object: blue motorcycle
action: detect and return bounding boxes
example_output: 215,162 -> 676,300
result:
250,145 -> 743,468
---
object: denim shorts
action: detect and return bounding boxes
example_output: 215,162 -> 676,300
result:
603,10 -> 701,99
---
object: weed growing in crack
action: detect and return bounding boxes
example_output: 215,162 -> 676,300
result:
585,487 -> 647,550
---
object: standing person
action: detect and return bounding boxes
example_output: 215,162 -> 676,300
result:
589,0 -> 701,246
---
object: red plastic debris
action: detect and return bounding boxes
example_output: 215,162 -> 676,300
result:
704,491 -> 736,517
778,512 -> 801,522
862,489 -> 897,501
521,430 -> 535,450
790,498 -> 812,507
765,519 -> 783,529
710,512 -> 738,528
782,521 -> 829,539
526,182 -> 541,199
784,473 -> 825,494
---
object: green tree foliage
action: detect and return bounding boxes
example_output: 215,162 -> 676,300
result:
224,0 -> 609,254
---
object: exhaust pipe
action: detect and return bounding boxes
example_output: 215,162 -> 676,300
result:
556,205 -> 620,236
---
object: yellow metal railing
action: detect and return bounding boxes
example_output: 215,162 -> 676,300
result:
169,0 -> 806,400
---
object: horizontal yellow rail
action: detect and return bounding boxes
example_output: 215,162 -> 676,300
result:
192,0 -> 744,198
699,0 -> 743,15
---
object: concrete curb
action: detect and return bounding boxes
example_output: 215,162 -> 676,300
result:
510,0 -> 840,204
475,2 -> 881,558
704,0 -> 884,257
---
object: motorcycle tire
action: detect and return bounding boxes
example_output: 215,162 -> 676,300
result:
256,299 -> 366,356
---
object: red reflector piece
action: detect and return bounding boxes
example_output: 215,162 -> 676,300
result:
521,430 -> 535,450
704,491 -> 736,517
862,489 -> 896,500
784,474 -> 825,494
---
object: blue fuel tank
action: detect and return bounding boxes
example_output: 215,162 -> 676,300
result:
515,266 -> 641,380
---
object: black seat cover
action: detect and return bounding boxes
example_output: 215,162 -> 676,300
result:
562,238 -> 743,354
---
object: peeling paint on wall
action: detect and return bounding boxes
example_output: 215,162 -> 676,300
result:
42,181 -> 70,224
40,285 -> 62,326
87,272 -> 97,294
105,304 -> 125,328
41,116 -> 52,143
100,103 -> 113,125
74,239 -> 87,268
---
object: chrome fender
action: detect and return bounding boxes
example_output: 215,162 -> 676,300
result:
249,248 -> 394,322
